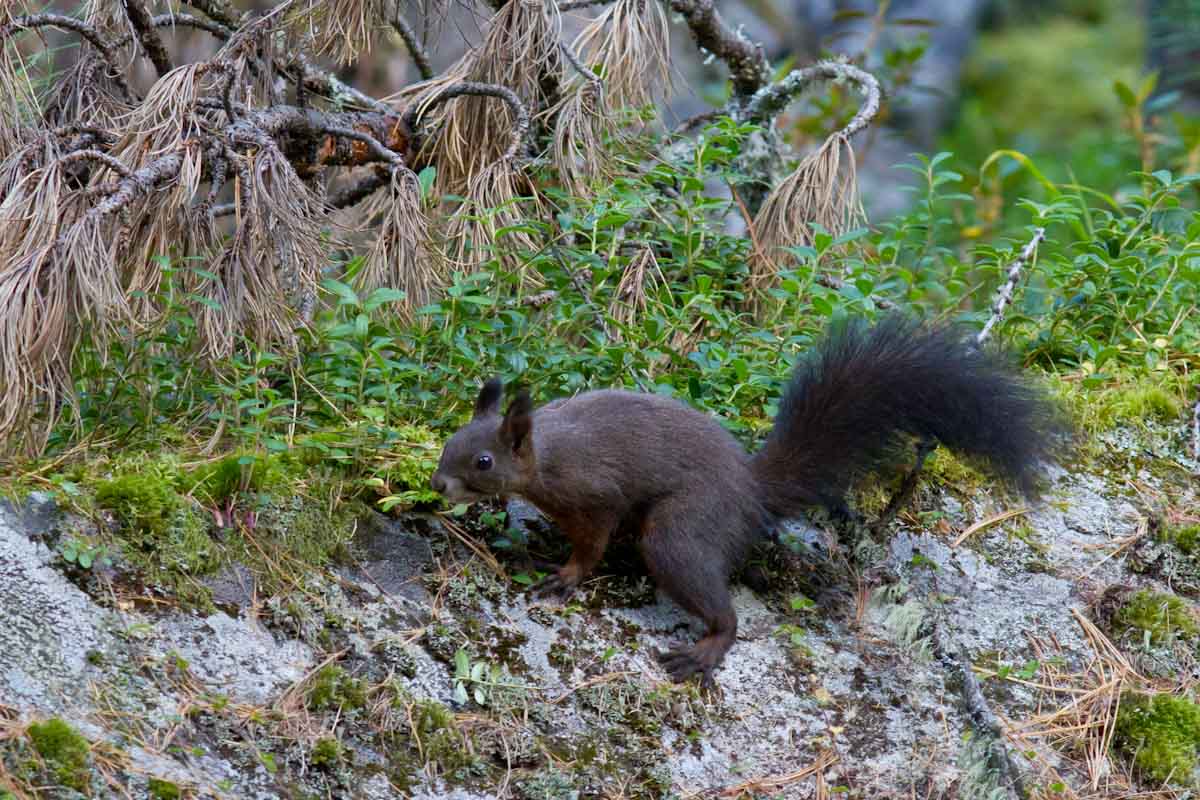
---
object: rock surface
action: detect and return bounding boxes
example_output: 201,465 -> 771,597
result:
2,421 -> 1197,797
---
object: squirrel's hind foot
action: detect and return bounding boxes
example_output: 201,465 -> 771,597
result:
656,643 -> 726,691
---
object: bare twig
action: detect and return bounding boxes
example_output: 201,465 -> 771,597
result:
150,12 -> 232,39
559,41 -> 599,88
977,227 -> 1045,345
390,13 -> 433,80
121,0 -> 174,78
558,0 -> 616,9
745,60 -> 882,136
1193,394 -> 1199,466
668,0 -> 770,99
404,81 -> 532,161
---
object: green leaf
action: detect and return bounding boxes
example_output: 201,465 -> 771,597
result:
322,279 -> 360,307
454,649 -> 470,679
453,682 -> 468,705
1113,80 -> 1137,109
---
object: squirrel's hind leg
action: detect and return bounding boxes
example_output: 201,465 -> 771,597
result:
639,504 -> 738,689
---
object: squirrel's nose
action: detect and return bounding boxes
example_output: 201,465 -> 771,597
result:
431,473 -> 446,494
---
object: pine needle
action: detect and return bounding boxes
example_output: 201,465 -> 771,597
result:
749,132 -> 865,295
357,165 -> 440,320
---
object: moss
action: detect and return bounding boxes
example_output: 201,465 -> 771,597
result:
184,452 -> 292,507
1114,691 -> 1200,786
1115,589 -> 1199,644
95,473 -> 179,538
923,449 -> 987,491
27,718 -> 90,792
1160,523 -> 1200,555
306,665 -> 366,712
410,699 -> 479,775
95,468 -> 220,580
147,777 -> 182,799
310,738 -> 345,769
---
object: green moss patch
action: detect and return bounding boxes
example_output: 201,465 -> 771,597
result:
306,665 -> 366,712
1114,691 -> 1200,786
95,468 -> 219,579
147,777 -> 182,799
27,718 -> 91,793
1114,589 -> 1199,644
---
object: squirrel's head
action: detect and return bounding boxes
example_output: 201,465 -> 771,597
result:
431,378 -> 534,504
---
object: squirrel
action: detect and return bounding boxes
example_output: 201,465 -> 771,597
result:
430,315 -> 1065,687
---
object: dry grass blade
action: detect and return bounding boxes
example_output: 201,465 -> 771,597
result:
551,77 -> 615,195
284,0 -> 390,64
193,143 -> 326,358
608,245 -> 667,334
1002,609 -> 1158,795
570,0 -> 670,112
443,155 -> 543,275
0,47 -> 40,159
953,507 -> 1032,547
398,0 -> 560,195
0,247 -> 69,451
749,132 -> 865,295
41,50 -> 133,132
357,165 -> 440,319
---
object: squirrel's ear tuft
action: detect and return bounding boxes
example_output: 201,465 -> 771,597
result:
500,388 -> 533,453
474,377 -> 503,418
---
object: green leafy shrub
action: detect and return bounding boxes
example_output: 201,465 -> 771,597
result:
1114,691 -> 1200,786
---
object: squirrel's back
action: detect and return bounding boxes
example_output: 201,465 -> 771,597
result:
530,389 -> 754,505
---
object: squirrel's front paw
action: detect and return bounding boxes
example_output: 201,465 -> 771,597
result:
533,567 -> 579,601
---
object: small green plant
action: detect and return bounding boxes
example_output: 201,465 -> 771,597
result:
1114,589 -> 1199,644
452,648 -> 505,706
1114,691 -> 1200,786
26,718 -> 91,792
57,535 -> 111,571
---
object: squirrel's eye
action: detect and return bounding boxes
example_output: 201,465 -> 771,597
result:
475,454 -> 493,471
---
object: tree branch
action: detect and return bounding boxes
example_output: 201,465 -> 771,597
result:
180,0 -> 244,30
150,13 -> 232,40
668,0 -> 771,100
58,149 -> 133,179
122,0 -> 174,78
2,14 -> 133,101
745,60 -> 882,136
404,82 -> 532,161
328,168 -> 390,209
976,227 -> 1045,345
390,14 -> 433,81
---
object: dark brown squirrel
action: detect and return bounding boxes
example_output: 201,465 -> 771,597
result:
430,315 -> 1066,687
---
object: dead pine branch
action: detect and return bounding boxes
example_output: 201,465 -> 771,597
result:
747,60 -> 883,294
977,227 -> 1046,345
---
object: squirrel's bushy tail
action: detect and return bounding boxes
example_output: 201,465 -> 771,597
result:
751,315 -> 1067,519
